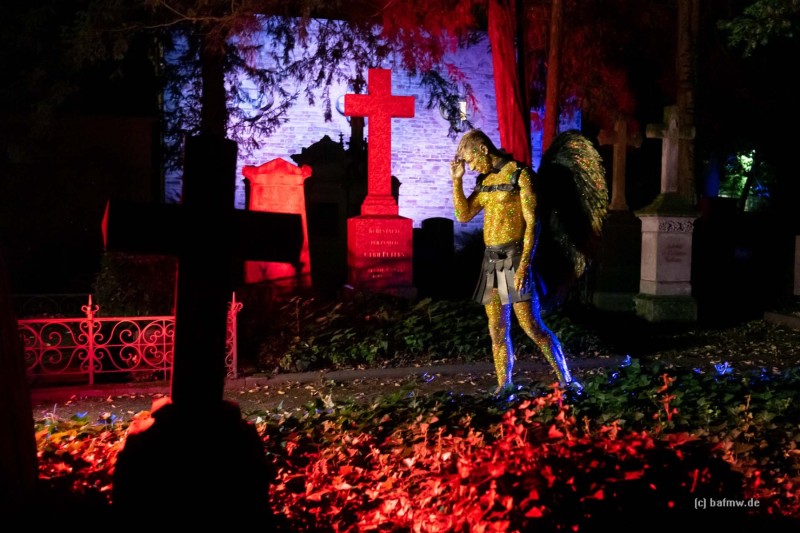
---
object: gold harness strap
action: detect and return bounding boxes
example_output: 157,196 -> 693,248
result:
473,165 -> 523,193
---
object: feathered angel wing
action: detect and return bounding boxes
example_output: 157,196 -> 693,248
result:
531,130 -> 608,310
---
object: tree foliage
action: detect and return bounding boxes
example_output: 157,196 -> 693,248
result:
61,0 -> 478,175
718,0 -> 800,56
4,1 -> 681,161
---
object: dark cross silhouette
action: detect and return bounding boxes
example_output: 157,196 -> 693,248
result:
104,135 -> 303,519
103,136 -> 302,407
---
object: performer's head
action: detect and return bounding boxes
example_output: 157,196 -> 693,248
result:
456,129 -> 498,174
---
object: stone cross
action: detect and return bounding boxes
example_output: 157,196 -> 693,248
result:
344,68 -> 415,216
598,116 -> 642,211
645,105 -> 695,195
103,135 -> 303,410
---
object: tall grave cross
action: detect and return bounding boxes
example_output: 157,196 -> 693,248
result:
598,116 -> 642,211
591,116 -> 643,312
634,105 -> 699,322
342,68 -> 417,297
645,105 -> 695,195
105,135 -> 303,515
344,68 -> 415,216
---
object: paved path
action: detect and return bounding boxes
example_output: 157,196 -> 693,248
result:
30,355 -> 627,403
29,356 -> 628,421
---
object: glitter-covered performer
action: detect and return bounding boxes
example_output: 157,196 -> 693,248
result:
450,129 -> 607,395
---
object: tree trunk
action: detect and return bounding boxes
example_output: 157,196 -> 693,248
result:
676,0 -> 698,204
542,0 -> 563,151
199,36 -> 228,139
0,246 -> 38,515
515,0 -> 530,154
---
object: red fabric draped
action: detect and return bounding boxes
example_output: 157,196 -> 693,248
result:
488,0 -> 531,166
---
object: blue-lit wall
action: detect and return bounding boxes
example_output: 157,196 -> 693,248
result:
164,29 -> 580,247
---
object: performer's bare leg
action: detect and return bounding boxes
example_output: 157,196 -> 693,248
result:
513,300 -> 574,386
485,291 -> 515,394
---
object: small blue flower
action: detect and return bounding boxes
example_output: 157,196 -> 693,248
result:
714,362 -> 733,376
620,355 -> 632,367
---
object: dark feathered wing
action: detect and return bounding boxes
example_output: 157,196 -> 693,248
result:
531,130 -> 608,310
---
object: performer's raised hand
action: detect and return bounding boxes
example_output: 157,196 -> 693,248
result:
450,157 -> 465,181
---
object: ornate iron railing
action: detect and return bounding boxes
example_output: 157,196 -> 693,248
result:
19,294 -> 242,387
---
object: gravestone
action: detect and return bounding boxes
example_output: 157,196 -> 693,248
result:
633,106 -> 699,322
291,134 -> 398,298
413,217 -> 456,299
344,68 -> 417,298
242,158 -> 312,290
105,135 -> 303,518
592,117 -> 643,311
591,212 -> 642,312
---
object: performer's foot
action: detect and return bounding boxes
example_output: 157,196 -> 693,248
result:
492,383 -> 516,397
561,379 -> 585,398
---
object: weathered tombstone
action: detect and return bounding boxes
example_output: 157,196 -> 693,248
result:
293,135 -> 370,298
242,158 -> 312,290
0,246 -> 38,516
633,106 -> 699,322
591,117 -> 643,311
413,217 -> 455,299
104,135 -> 303,518
591,213 -> 642,312
344,68 -> 416,298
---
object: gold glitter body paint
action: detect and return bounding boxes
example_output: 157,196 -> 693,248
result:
451,131 -> 573,391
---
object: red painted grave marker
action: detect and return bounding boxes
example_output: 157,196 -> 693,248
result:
344,69 -> 416,297
242,158 -> 312,286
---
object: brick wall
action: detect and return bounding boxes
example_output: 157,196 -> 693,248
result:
165,32 -> 580,248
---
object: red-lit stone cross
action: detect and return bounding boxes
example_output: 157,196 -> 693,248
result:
344,68 -> 415,216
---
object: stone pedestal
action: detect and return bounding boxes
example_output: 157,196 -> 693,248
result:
348,215 -> 416,299
633,193 -> 698,322
113,400 -> 270,521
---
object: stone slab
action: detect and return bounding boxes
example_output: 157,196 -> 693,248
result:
633,293 -> 698,322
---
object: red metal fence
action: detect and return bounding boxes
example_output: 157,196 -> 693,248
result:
19,294 -> 242,387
